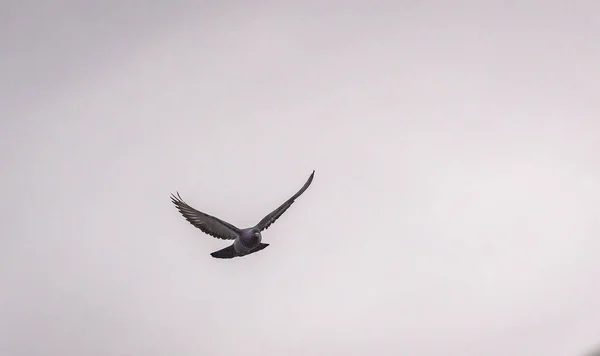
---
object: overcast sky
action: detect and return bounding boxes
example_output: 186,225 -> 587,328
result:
1,1 -> 599,355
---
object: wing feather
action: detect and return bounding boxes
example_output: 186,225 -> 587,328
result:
171,192 -> 240,240
255,170 -> 315,232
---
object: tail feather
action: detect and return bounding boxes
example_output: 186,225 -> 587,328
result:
210,243 -> 269,259
210,245 -> 236,259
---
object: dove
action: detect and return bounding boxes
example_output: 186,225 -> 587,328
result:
171,170 -> 314,259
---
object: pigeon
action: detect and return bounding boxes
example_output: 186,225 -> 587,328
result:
171,170 -> 315,259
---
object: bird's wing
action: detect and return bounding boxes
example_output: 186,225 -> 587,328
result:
171,192 -> 240,240
255,170 -> 315,232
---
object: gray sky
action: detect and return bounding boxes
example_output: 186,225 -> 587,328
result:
1,1 -> 599,355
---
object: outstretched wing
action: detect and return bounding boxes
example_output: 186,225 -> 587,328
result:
171,192 -> 240,240
255,170 -> 315,232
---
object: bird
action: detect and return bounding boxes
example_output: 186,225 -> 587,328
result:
171,170 -> 315,259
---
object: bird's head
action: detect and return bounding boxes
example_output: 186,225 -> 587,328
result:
241,228 -> 262,247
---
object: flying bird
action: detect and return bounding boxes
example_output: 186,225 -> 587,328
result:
171,170 -> 315,259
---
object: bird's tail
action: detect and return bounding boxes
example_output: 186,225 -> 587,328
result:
210,244 -> 237,259
210,243 -> 269,259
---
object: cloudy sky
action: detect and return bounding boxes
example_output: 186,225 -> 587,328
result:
1,1 -> 599,355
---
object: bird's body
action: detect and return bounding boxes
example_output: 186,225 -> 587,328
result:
171,170 -> 314,259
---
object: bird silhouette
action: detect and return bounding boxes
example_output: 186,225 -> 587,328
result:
171,170 -> 315,259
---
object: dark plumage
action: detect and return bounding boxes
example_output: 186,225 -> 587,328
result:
171,170 -> 315,259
